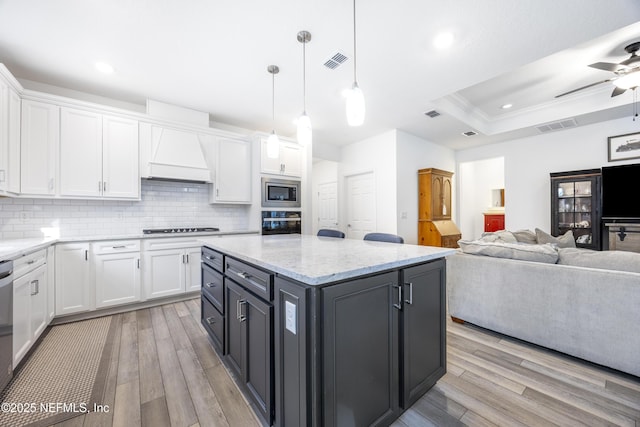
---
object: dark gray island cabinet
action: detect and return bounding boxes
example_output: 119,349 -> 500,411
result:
199,235 -> 454,427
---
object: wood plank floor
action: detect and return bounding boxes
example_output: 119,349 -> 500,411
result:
51,299 -> 640,427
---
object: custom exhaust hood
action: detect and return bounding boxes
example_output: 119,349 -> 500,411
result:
141,100 -> 212,183
147,126 -> 212,183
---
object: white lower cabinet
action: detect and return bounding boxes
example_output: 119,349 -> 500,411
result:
93,240 -> 141,308
55,243 -> 92,316
46,246 -> 55,322
142,238 -> 202,300
13,250 -> 49,367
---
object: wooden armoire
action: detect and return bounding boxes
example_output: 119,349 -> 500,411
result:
418,168 -> 461,248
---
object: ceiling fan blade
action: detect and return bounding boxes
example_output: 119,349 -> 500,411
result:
611,86 -> 627,97
555,79 -> 612,98
589,62 -> 626,72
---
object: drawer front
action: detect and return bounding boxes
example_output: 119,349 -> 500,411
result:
202,246 -> 224,273
202,263 -> 224,313
201,294 -> 224,353
92,239 -> 141,255
14,248 -> 47,279
143,237 -> 202,251
225,257 -> 273,301
441,235 -> 461,248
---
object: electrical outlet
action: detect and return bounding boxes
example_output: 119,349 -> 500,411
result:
19,211 -> 28,222
401,211 -> 408,219
285,301 -> 297,334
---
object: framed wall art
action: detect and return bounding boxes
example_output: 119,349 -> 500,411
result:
608,132 -> 640,162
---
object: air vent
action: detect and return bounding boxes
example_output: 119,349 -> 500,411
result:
462,131 -> 478,137
323,51 -> 349,69
537,118 -> 578,133
424,110 -> 441,118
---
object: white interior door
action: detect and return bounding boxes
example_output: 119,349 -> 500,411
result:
345,172 -> 376,239
318,181 -> 338,230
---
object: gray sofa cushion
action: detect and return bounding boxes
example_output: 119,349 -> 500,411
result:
535,228 -> 576,248
558,248 -> 640,273
458,239 -> 559,263
480,230 -> 518,243
512,229 -> 538,244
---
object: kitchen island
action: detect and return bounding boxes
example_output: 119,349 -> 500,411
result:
198,234 -> 455,427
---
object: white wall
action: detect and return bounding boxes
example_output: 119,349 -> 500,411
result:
311,159 -> 339,235
458,157 -> 504,240
339,130 -> 397,234
396,131 -> 456,244
455,116 -> 640,233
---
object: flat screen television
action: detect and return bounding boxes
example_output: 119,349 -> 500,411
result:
601,163 -> 640,218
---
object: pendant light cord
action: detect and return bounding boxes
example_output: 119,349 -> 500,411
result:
634,88 -> 638,121
353,0 -> 357,83
272,71 -> 275,128
303,39 -> 307,113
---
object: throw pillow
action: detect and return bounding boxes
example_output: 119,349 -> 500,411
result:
457,239 -> 559,263
512,229 -> 538,244
480,230 -> 518,243
535,228 -> 576,248
558,248 -> 640,273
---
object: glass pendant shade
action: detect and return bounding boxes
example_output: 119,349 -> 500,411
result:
346,82 -> 365,126
297,113 -> 312,145
266,131 -> 280,159
614,71 -> 640,90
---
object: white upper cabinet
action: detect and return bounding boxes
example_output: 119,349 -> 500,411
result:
101,115 -> 139,198
60,108 -> 103,196
211,136 -> 251,204
60,107 -> 139,199
21,99 -> 59,196
260,138 -> 302,178
0,68 -> 21,195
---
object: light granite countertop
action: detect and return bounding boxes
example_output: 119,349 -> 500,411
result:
0,230 -> 260,261
199,234 -> 455,286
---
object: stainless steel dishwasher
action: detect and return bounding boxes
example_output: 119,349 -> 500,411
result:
0,260 -> 13,392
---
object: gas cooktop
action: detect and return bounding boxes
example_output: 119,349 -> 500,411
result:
142,227 -> 220,234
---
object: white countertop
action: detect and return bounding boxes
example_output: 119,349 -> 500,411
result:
0,230 -> 260,261
200,234 -> 455,286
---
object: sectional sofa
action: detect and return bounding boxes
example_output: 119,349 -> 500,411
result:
446,229 -> 640,377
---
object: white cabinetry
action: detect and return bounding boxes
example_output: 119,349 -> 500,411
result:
55,242 -> 92,316
142,237 -> 202,300
13,249 -> 48,367
0,73 -> 21,195
21,100 -> 59,196
93,240 -> 141,308
261,138 -> 302,178
210,136 -> 251,204
46,246 -> 55,322
60,107 -> 139,199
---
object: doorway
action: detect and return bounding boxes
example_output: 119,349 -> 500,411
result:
345,172 -> 376,239
317,181 -> 338,231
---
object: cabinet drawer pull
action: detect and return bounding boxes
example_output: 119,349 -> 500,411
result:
112,245 -> 126,249
238,299 -> 247,322
205,317 -> 216,325
404,282 -> 413,305
204,255 -> 216,261
205,282 -> 216,288
236,271 -> 251,280
393,284 -> 402,310
27,260 -> 35,265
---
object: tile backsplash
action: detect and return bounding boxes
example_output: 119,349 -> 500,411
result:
0,180 -> 250,240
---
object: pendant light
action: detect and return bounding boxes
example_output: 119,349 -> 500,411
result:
267,65 -> 280,159
346,0 -> 365,126
297,30 -> 312,145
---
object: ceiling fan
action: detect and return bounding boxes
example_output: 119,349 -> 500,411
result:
555,41 -> 640,98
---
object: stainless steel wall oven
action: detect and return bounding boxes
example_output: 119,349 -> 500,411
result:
261,211 -> 302,235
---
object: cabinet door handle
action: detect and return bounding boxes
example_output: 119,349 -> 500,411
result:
30,280 -> 37,296
393,284 -> 402,310
85,250 -> 88,261
103,181 -> 107,192
404,282 -> 413,305
137,258 -> 140,269
238,299 -> 247,322
205,317 -> 216,325
216,188 -> 219,196
185,254 -> 189,264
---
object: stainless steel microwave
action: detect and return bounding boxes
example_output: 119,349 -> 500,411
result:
261,178 -> 301,208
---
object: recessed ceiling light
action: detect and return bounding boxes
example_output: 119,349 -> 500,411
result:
501,103 -> 513,109
95,62 -> 114,74
433,32 -> 454,49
